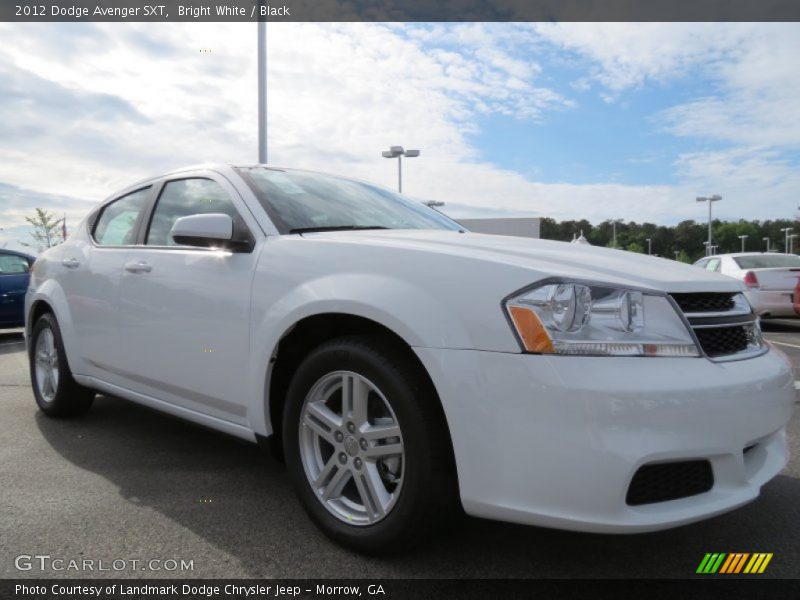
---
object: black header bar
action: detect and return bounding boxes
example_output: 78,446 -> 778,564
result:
3,0 -> 800,23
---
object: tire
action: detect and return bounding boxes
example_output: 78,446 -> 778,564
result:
283,335 -> 457,554
29,312 -> 94,417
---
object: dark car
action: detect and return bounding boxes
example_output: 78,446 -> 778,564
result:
0,249 -> 35,328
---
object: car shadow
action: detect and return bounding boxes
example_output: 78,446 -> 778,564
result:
761,319 -> 800,333
0,330 -> 25,356
35,395 -> 800,578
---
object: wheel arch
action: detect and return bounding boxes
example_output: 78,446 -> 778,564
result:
261,313 -> 457,478
25,282 -> 79,369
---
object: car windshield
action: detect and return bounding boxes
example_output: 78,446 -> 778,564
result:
236,167 -> 461,234
734,255 -> 800,269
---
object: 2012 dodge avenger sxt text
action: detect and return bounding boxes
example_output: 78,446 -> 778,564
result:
25,165 -> 795,552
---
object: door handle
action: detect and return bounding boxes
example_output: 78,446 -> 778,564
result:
62,257 -> 80,269
124,261 -> 152,273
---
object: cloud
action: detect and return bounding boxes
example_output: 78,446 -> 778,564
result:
0,21 -> 798,235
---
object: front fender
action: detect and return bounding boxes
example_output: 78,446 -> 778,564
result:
246,272 -> 473,436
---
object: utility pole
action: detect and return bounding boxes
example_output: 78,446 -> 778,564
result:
738,234 -> 748,253
382,146 -> 420,193
696,195 -> 721,255
257,16 -> 267,164
781,227 -> 792,253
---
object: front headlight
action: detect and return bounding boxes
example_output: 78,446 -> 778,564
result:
505,281 -> 699,357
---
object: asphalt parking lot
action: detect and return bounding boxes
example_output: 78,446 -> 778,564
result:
0,324 -> 798,579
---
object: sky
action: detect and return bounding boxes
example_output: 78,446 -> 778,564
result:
1,22 -> 799,250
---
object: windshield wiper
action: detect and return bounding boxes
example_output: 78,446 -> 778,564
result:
288,225 -> 389,234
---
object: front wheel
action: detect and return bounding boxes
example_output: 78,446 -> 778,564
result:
29,313 -> 94,417
283,335 -> 457,553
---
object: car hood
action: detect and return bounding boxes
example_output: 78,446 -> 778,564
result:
299,229 -> 744,293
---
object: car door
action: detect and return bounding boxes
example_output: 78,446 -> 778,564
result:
0,252 -> 32,327
117,172 -> 259,425
58,186 -> 152,382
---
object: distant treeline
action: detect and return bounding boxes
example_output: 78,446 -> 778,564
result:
540,218 -> 799,262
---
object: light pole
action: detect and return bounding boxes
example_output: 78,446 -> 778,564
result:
674,250 -> 680,261
738,234 -> 748,252
696,194 -> 721,255
257,16 -> 267,164
382,146 -> 420,193
610,218 -> 623,248
645,238 -> 652,255
763,237 -> 771,252
781,227 -> 793,253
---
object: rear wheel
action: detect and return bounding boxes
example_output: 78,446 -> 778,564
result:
283,335 -> 456,553
29,313 -> 94,417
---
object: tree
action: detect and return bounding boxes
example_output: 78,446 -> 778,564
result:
627,241 -> 644,254
25,208 -> 64,252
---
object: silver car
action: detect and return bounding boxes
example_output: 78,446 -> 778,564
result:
694,252 -> 800,318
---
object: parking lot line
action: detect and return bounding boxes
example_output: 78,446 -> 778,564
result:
770,340 -> 800,350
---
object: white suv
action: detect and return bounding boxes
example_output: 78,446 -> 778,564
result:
26,165 -> 795,552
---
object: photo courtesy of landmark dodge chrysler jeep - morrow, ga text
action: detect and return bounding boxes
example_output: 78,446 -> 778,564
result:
25,164 -> 795,553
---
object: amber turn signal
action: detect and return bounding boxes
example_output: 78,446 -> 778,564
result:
508,306 -> 554,353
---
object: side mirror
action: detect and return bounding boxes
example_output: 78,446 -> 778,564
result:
170,213 -> 250,251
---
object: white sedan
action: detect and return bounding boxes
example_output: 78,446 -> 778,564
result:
26,165 -> 794,553
694,252 -> 800,318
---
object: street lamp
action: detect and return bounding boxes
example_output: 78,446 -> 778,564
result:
781,227 -> 793,253
257,17 -> 267,164
610,218 -> 623,248
674,250 -> 680,261
696,194 -> 721,255
645,238 -> 652,255
763,237 -> 771,252
382,146 -> 420,193
738,234 -> 748,253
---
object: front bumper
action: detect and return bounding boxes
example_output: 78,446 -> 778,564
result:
415,344 -> 795,533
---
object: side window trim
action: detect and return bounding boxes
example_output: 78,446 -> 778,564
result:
140,175 -> 255,251
91,186 -> 155,248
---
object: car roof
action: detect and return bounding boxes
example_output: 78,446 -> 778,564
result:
107,163 -> 327,197
703,252 -> 786,259
0,248 -> 36,260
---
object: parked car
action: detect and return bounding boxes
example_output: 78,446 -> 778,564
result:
693,252 -> 800,318
0,249 -> 35,329
25,165 -> 794,553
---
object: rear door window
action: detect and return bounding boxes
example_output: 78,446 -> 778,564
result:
734,255 -> 800,269
93,187 -> 151,246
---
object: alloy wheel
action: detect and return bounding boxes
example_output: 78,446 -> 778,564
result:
298,370 -> 404,526
34,327 -> 60,403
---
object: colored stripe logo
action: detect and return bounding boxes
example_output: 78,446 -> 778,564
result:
697,553 -> 773,574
